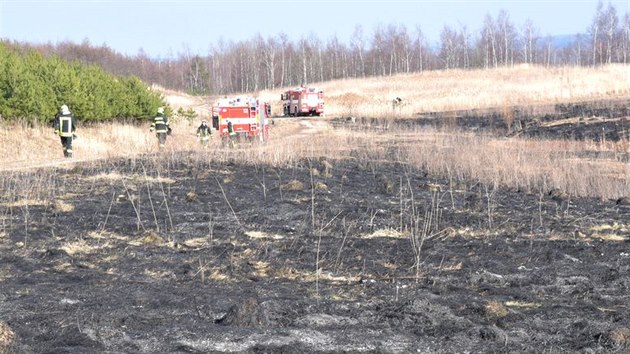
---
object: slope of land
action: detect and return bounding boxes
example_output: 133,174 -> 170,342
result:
0,65 -> 629,353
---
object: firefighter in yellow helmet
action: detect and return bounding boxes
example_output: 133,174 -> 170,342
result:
53,104 -> 77,158
150,107 -> 171,148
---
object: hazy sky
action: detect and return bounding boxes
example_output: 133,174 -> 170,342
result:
1,0 -> 629,58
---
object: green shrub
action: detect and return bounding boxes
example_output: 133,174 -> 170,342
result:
0,42 -> 167,123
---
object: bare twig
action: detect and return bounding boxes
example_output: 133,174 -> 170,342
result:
214,176 -> 242,230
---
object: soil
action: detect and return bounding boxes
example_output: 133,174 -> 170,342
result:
1,145 -> 630,353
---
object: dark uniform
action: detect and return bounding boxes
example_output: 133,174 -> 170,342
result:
226,121 -> 237,148
150,108 -> 170,148
53,105 -> 77,158
196,121 -> 212,148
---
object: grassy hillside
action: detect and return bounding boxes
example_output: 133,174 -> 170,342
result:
259,64 -> 630,118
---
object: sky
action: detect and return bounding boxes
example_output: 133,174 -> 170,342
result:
1,0 -> 629,58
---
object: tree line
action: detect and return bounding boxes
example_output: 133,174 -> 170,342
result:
0,43 -> 165,122
3,1 -> 629,100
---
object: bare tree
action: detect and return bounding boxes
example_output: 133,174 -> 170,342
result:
481,13 -> 498,68
622,13 -> 630,63
496,10 -> 517,66
521,19 -> 539,64
603,2 -> 619,63
413,26 -> 428,72
440,25 -> 459,69
590,1 -> 605,65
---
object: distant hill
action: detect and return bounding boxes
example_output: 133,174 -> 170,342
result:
548,34 -> 581,48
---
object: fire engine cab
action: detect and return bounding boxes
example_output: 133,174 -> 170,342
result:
211,97 -> 270,142
281,86 -> 324,117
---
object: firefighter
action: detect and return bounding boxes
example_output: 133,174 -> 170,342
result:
150,107 -> 171,148
53,104 -> 77,158
226,121 -> 237,148
196,120 -> 212,148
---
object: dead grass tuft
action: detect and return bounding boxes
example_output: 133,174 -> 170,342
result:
320,159 -> 333,177
484,300 -> 509,318
505,300 -> 542,309
88,172 -> 176,184
363,228 -> 408,239
1,199 -> 47,208
272,267 -> 361,284
608,327 -> 630,347
60,239 -> 98,255
314,182 -> 328,191
210,268 -> 230,281
439,261 -> 464,271
185,191 -> 198,202
284,179 -> 304,191
52,199 -> 75,213
137,231 -> 165,246
251,261 -> 270,277
143,269 -> 173,279
0,321 -> 15,354
181,237 -> 208,248
245,231 -> 284,240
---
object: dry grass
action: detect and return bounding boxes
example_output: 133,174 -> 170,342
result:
0,321 -> 15,354
505,300 -> 542,309
484,300 -> 509,318
52,200 -> 75,213
1,119 -> 628,204
272,267 -> 361,284
260,64 -> 630,118
363,228 -> 408,239
283,180 -> 305,191
245,231 -> 284,240
181,237 -> 209,248
0,118 -> 201,170
0,65 -> 629,207
60,239 -> 103,256
609,327 -> 630,347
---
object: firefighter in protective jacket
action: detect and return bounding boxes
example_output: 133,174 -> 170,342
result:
150,107 -> 171,148
53,104 -> 77,158
196,120 -> 212,148
226,121 -> 237,148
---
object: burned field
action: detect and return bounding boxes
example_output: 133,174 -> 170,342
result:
381,98 -> 630,143
1,131 -> 630,353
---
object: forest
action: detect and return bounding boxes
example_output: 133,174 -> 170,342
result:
0,44 -> 165,122
4,2 -> 629,97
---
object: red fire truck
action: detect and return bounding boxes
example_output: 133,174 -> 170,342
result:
281,86 -> 324,117
211,97 -> 270,142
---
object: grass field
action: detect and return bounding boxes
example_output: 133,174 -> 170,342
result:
260,64 -> 630,118
3,64 -> 629,200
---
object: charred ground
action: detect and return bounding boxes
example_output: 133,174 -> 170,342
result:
1,131 -> 629,354
371,98 -> 630,142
